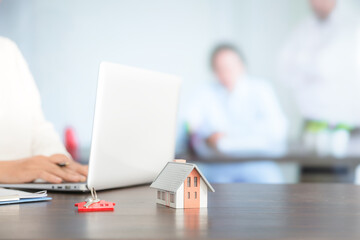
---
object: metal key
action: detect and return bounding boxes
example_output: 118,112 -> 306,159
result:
83,187 -> 100,208
83,198 -> 100,208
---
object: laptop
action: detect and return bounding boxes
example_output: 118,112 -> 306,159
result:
0,62 -> 182,192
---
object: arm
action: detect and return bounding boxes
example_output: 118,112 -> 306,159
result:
0,41 -> 88,183
187,92 -> 225,157
13,43 -> 70,157
217,83 -> 288,156
0,155 -> 87,184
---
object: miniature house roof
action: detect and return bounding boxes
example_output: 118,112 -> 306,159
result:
150,162 -> 215,193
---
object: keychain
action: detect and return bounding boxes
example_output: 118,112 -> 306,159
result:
75,188 -> 115,212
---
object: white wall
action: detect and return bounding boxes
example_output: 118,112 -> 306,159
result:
0,0 -> 321,150
175,182 -> 184,208
199,177 -> 208,208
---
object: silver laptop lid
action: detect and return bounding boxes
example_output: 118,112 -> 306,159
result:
87,62 -> 182,190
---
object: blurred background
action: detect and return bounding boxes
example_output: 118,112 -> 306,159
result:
1,0 -> 360,184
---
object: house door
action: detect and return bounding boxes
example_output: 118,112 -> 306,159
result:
184,169 -> 200,208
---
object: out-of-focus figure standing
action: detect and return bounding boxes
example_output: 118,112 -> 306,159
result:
279,0 -> 360,157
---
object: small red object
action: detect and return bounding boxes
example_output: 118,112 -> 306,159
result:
75,200 -> 115,212
65,127 -> 79,160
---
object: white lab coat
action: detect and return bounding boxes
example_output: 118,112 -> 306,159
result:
0,37 -> 68,160
279,6 -> 360,125
187,76 -> 287,157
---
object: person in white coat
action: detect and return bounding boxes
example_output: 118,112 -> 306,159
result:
279,0 -> 360,127
187,44 -> 288,183
0,37 -> 87,184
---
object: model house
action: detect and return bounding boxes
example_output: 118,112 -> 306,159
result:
150,160 -> 215,208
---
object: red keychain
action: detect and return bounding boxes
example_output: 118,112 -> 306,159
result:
75,188 -> 115,212
75,200 -> 115,212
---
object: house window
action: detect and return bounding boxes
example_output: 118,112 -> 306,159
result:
188,192 -> 190,199
187,177 -> 191,187
194,177 -> 198,187
162,191 -> 165,200
195,192 -> 197,199
170,193 -> 175,203
157,191 -> 161,199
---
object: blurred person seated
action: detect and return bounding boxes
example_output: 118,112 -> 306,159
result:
187,44 -> 288,183
0,37 -> 88,184
279,0 -> 360,156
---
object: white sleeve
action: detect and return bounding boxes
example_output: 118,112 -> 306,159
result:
12,43 -> 70,157
217,83 -> 288,156
277,21 -> 312,89
186,89 -> 220,157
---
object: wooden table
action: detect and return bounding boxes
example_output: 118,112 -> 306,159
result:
2,183 -> 360,239
183,152 -> 360,166
183,154 -> 360,183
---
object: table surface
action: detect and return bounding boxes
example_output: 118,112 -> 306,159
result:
184,153 -> 360,166
2,183 -> 360,239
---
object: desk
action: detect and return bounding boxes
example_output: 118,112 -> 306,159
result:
183,152 -> 360,165
2,183 -> 360,239
184,154 -> 360,183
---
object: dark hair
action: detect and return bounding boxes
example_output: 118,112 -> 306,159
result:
210,43 -> 246,69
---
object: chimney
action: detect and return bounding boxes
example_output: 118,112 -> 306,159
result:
173,159 -> 186,163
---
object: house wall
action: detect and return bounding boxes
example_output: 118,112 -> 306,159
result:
154,179 -> 208,208
199,178 -> 208,208
169,193 -> 176,208
155,190 -> 165,205
184,169 -> 201,208
155,184 -> 184,208
175,183 -> 184,208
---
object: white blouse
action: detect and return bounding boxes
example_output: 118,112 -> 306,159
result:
0,37 -> 68,160
187,76 -> 288,157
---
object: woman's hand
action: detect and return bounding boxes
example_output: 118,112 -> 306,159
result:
0,154 -> 88,184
